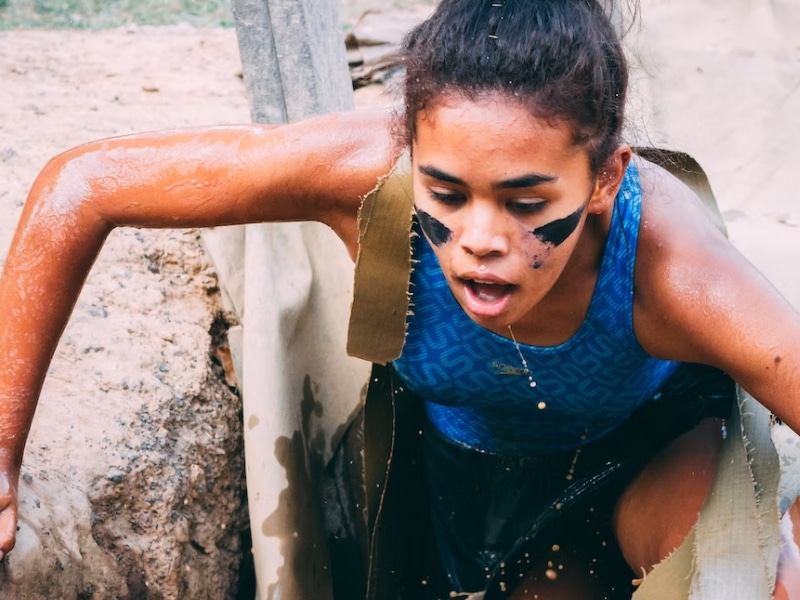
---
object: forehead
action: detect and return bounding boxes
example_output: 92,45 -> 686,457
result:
412,93 -> 589,180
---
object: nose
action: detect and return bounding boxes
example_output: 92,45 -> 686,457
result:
458,202 -> 509,257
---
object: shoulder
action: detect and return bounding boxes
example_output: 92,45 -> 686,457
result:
631,156 -> 757,361
265,107 -> 405,206
631,156 -> 800,428
50,107 -> 404,215
36,107 -> 406,260
295,108 -> 408,252
213,108 -> 406,249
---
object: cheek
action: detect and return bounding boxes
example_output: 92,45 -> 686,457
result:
525,205 -> 585,269
522,234 -> 554,270
416,208 -> 453,246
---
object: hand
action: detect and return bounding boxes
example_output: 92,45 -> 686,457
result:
0,469 -> 18,561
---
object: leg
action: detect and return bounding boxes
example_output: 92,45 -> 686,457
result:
510,419 -> 730,598
612,417 -> 724,578
614,417 -> 800,599
507,541 -> 604,600
504,503 -> 636,600
775,500 -> 800,600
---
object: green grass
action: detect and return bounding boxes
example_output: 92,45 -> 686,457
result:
0,0 -> 233,30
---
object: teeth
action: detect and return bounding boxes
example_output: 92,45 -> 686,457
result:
476,289 -> 502,301
471,280 -> 508,302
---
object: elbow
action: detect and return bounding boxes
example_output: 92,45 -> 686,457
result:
28,144 -> 115,236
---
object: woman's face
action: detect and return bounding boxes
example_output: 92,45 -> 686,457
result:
411,93 -> 605,334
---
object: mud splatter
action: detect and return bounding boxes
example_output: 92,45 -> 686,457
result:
261,375 -> 331,599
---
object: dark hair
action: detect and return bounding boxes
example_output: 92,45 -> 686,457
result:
402,0 -> 629,174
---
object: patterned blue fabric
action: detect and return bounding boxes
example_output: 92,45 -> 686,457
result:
392,162 -> 680,454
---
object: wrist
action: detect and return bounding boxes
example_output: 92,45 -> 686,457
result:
0,449 -> 21,480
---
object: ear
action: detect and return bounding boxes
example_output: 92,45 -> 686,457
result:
586,145 -> 632,215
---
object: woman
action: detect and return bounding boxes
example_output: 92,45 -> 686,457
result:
1,0 -> 798,597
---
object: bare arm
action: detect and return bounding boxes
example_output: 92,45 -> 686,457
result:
0,108 -> 399,554
634,160 -> 800,431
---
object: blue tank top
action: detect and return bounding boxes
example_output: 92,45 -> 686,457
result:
392,162 -> 679,454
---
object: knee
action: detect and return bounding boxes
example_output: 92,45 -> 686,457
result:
776,504 -> 800,600
613,418 -> 725,573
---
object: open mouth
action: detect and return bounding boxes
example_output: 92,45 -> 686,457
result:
469,280 -> 513,302
461,279 -> 515,318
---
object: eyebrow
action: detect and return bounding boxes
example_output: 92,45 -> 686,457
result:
418,164 -> 557,189
418,164 -> 465,186
494,173 -> 558,190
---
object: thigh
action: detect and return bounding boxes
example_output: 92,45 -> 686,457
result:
506,508 -> 635,600
507,542 -> 613,600
502,415 -> 725,600
612,417 -> 726,576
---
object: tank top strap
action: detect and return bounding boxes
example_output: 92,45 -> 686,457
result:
586,161 -> 642,347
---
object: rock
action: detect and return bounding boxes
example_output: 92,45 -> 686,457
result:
0,28 -> 254,599
0,229 -> 248,600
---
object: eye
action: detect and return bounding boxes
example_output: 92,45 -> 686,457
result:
428,188 -> 466,206
507,200 -> 546,214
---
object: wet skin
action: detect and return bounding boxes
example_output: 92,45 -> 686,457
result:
411,93 -> 622,342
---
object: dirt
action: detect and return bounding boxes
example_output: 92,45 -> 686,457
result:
0,26 -> 253,599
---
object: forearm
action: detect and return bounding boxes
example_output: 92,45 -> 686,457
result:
0,164 -> 111,469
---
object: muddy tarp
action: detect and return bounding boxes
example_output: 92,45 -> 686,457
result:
202,1 -> 371,599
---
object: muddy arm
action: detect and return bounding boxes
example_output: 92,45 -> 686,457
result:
0,109 -> 397,556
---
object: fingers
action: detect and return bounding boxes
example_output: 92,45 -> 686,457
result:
0,509 -> 16,560
0,470 -> 18,559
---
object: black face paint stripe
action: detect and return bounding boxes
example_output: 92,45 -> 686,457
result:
416,209 -> 452,246
530,205 -> 584,247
